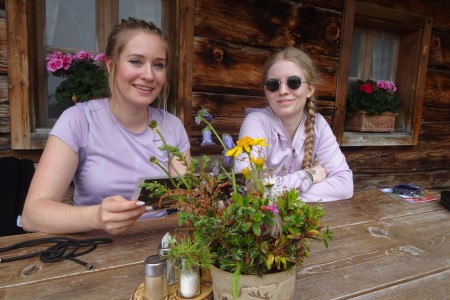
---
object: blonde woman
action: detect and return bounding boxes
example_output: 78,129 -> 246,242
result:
235,47 -> 353,202
22,18 -> 190,234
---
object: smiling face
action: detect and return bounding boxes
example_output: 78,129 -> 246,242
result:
264,60 -> 315,121
106,31 -> 167,108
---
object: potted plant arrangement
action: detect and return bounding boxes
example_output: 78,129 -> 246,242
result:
144,109 -> 333,299
345,78 -> 400,132
46,50 -> 108,105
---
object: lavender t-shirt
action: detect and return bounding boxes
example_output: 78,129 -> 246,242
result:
51,99 -> 190,207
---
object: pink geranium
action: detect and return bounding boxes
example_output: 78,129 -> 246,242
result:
45,50 -> 108,104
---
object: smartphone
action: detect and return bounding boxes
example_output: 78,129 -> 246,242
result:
392,184 -> 422,197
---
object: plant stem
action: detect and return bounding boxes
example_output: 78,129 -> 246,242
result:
154,129 -> 191,189
202,118 -> 237,194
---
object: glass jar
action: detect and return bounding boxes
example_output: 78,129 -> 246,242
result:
178,259 -> 201,298
159,247 -> 179,286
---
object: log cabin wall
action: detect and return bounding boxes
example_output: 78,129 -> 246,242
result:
0,0 -> 449,192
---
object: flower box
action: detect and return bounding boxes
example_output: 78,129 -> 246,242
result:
345,110 -> 397,133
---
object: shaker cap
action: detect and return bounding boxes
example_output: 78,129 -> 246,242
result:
144,254 -> 166,277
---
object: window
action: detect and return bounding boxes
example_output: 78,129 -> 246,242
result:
334,1 -> 432,146
349,28 -> 399,82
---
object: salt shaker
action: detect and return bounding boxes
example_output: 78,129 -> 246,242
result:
178,259 -> 201,299
144,254 -> 167,300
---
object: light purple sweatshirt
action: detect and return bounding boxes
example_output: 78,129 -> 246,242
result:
234,107 -> 353,202
51,99 -> 190,212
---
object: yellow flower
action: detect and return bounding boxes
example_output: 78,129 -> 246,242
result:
251,156 -> 265,171
226,136 -> 268,158
241,167 -> 251,179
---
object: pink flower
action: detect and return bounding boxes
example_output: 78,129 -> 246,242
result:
94,52 -> 106,62
261,205 -> 279,214
46,58 -> 63,72
75,51 -> 90,61
62,55 -> 73,70
376,80 -> 397,92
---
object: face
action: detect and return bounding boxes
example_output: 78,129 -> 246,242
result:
264,60 -> 315,120
106,31 -> 167,107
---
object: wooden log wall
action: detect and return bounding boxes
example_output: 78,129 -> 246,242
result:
0,0 -> 449,192
189,0 -> 450,191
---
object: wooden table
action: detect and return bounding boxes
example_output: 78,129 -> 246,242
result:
1,190 -> 449,299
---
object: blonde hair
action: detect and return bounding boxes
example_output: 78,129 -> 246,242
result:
262,47 -> 320,169
104,17 -> 170,109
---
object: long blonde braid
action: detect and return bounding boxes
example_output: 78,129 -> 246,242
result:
303,97 -> 316,169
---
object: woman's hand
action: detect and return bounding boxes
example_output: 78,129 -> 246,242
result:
309,164 -> 326,184
95,196 -> 147,234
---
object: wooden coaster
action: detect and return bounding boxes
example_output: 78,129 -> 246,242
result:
131,280 -> 213,300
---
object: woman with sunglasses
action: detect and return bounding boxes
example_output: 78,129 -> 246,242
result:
235,47 -> 353,202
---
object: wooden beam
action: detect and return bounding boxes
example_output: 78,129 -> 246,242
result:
174,0 -> 194,130
6,0 -> 32,149
333,0 -> 355,144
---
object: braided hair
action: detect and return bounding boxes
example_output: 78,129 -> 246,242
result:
262,47 -> 320,169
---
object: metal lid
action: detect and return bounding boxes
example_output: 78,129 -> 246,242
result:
144,254 -> 166,277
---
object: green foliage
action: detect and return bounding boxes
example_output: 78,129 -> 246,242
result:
47,51 -> 108,104
162,238 -> 215,272
347,79 -> 400,117
146,108 -> 333,299
54,60 -> 108,103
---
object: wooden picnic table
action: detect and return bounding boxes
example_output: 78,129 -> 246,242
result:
0,189 -> 449,299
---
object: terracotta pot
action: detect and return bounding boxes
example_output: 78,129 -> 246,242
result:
345,110 -> 397,133
210,265 -> 296,300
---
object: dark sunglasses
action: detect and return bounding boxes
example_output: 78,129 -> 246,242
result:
264,75 -> 307,92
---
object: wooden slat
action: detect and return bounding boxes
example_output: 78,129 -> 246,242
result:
428,33 -> 450,71
0,17 -> 7,73
194,0 -> 341,58
353,170 -> 450,191
5,0 -> 32,149
0,75 -> 9,134
344,140 -> 450,173
319,189 -> 443,228
423,71 -> 450,109
1,264 -> 144,299
173,0 -> 194,128
0,217 -> 178,288
333,0 -> 355,144
421,107 -> 450,122
351,269 -> 450,300
0,149 -> 42,162
0,75 -> 7,103
296,209 -> 450,299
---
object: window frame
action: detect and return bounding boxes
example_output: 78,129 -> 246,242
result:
7,0 -> 194,149
35,0 -> 120,128
334,0 -> 432,146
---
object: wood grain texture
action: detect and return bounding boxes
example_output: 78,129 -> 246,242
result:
1,190 -> 449,300
5,0 -> 32,149
0,18 -> 6,73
